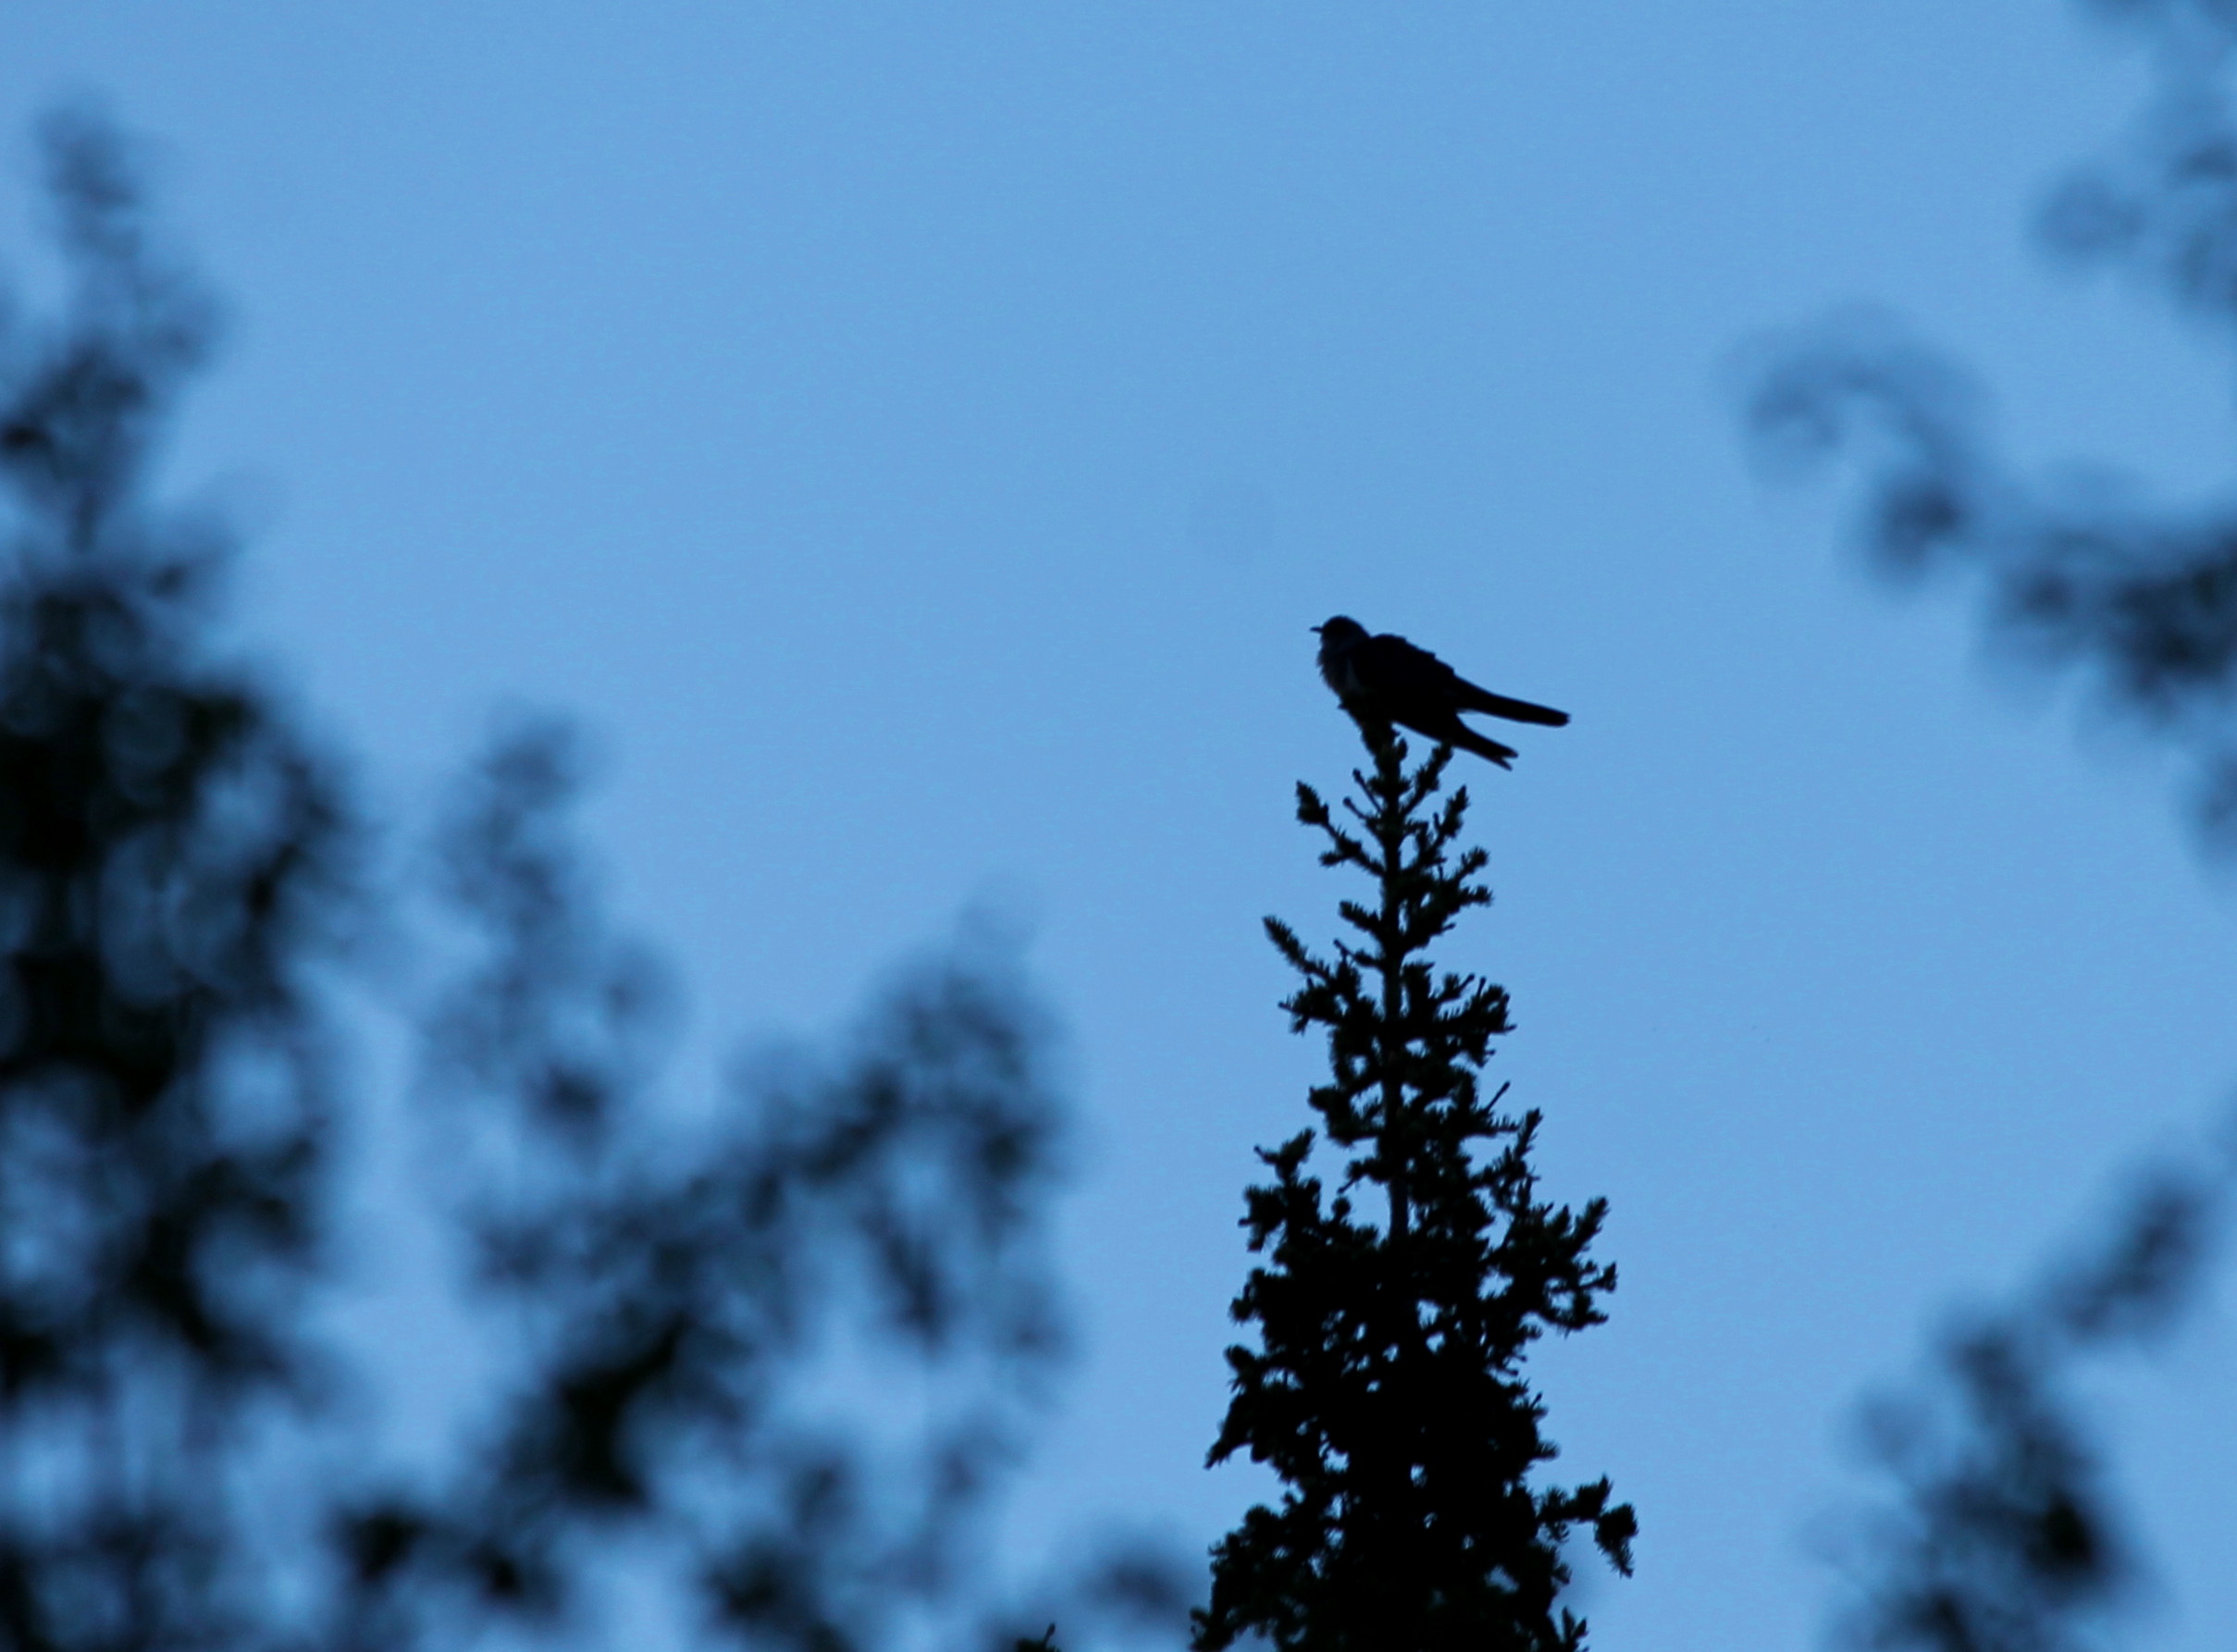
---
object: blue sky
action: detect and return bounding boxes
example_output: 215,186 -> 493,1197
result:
6,3 -> 2235,1647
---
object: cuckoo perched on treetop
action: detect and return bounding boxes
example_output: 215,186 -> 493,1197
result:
1314,615 -> 1569,768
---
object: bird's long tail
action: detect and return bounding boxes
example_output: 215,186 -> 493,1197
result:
1453,680 -> 1568,726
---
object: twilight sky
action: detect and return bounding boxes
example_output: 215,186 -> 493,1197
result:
5,3 -> 2235,1647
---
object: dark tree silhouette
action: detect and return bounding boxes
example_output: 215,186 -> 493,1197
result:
1194,724 -> 1632,1652
0,107 -> 353,1651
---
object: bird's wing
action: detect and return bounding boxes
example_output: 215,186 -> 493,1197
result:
1358,634 -> 1571,727
1450,677 -> 1569,727
1427,716 -> 1518,768
1353,632 -> 1458,697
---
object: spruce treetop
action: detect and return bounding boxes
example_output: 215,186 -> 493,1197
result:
1198,723 -> 1632,1652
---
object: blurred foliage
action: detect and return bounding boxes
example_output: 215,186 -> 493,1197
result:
0,105 -> 1189,1652
1834,1148 -> 2231,1652
0,104 -> 351,1652
1747,0 -> 2237,844
333,716 -> 1078,1652
1747,2 -> 2237,1646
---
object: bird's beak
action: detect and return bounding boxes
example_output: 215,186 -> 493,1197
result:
1309,624 -> 1324,634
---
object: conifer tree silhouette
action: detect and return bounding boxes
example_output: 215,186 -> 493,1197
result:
1195,724 -> 1634,1652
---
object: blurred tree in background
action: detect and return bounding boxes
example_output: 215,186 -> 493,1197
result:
1193,727 -> 1632,1652
1832,1154 -> 2231,1652
0,105 -> 1171,1652
1750,0 -> 2237,844
329,717 -> 1081,1651
1748,1 -> 2237,1646
0,105 -> 352,1651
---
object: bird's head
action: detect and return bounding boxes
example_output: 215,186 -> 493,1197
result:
1313,616 -> 1367,650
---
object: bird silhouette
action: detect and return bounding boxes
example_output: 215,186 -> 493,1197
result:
1314,615 -> 1568,768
